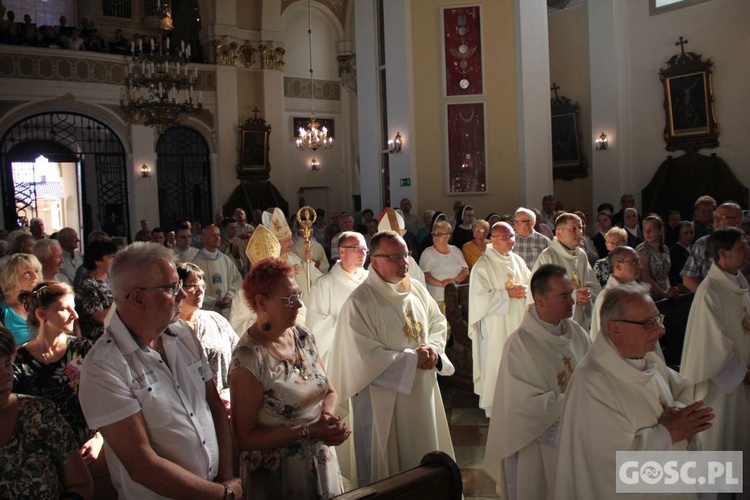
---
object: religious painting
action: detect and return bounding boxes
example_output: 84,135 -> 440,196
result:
292,116 -> 335,139
237,116 -> 271,180
442,6 -> 483,97
551,94 -> 587,180
446,102 -> 487,194
660,41 -> 719,152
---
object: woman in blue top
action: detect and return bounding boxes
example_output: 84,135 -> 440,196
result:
0,253 -> 42,344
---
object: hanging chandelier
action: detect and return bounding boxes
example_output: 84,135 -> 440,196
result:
296,0 -> 333,151
120,8 -> 202,135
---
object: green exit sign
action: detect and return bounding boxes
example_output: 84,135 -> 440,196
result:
400,178 -> 411,187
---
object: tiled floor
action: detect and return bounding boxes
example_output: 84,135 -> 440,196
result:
440,379 -> 501,500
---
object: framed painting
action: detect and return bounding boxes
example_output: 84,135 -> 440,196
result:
551,95 -> 587,180
660,45 -> 719,152
237,116 -> 271,179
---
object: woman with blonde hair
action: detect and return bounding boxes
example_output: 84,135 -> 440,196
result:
419,219 -> 470,309
593,227 -> 627,287
0,253 -> 42,343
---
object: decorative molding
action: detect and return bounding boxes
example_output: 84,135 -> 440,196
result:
283,77 -> 340,101
337,53 -> 356,93
211,37 -> 286,71
259,45 -> 286,71
213,39 -> 240,66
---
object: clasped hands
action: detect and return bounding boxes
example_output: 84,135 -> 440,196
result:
575,287 -> 591,305
310,412 -> 350,446
508,285 -> 527,299
416,344 -> 438,370
658,400 -> 714,444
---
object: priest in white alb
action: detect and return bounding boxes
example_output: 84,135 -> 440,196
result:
306,231 -> 368,365
532,212 -> 601,330
680,227 -> 750,479
555,284 -> 714,500
468,221 -> 530,417
327,231 -> 455,486
484,264 -> 590,500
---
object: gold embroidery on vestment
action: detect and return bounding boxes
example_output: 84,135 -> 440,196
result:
402,309 -> 424,342
504,273 -> 516,290
557,356 -> 573,392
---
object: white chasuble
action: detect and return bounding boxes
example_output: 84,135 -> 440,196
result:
532,239 -> 602,331
327,271 -> 455,485
484,306 -> 590,500
680,263 -> 750,467
555,334 -> 699,500
468,248 -> 530,416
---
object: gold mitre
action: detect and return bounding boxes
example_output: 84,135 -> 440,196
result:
245,225 -> 281,264
377,207 -> 405,234
262,208 -> 292,242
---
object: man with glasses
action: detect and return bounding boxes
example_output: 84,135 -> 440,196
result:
681,227 -> 750,474
307,231 -> 368,366
328,231 -> 455,486
513,207 -> 551,270
589,245 -> 641,340
556,284 -> 713,499
485,264 -> 590,500
80,243 -> 243,499
468,221 -> 531,418
533,213 -> 601,330
681,202 -> 749,292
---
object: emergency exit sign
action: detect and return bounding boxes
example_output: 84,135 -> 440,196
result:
400,178 -> 411,187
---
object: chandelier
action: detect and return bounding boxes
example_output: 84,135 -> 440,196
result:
296,0 -> 332,151
120,19 -> 202,134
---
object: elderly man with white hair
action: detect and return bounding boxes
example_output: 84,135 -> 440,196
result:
57,227 -> 82,283
555,284 -> 713,500
513,207 -> 551,270
31,238 -> 68,283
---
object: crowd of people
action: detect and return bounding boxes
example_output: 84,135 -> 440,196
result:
0,10 -> 182,58
0,192 -> 748,499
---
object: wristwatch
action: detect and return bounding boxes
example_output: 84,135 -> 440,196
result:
223,483 -> 234,500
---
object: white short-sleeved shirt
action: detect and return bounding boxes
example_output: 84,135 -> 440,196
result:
419,245 -> 468,302
79,314 -> 219,499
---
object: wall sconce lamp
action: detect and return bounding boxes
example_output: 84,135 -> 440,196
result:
595,132 -> 608,151
310,158 -> 320,172
388,131 -> 402,154
141,163 -> 152,178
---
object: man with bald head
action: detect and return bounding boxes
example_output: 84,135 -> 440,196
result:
307,231 -> 368,365
681,201 -> 749,291
532,213 -> 601,330
79,243 -> 242,498
192,224 -> 242,318
468,221 -> 530,417
589,245 -> 642,339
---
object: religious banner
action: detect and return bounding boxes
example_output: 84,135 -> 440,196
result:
447,102 -> 487,193
442,6 -> 483,96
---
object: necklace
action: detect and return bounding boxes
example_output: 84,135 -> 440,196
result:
265,329 -> 309,380
35,335 -> 67,364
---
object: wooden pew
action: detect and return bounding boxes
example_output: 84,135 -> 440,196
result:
334,451 -> 462,499
443,282 -> 472,386
656,292 -> 694,369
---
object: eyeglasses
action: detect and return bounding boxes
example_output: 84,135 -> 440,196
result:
491,234 -> 515,240
617,259 -> 642,266
432,232 -> 451,237
613,314 -> 665,330
473,229 -> 487,233
714,215 -> 742,222
341,245 -> 369,254
266,291 -> 304,308
126,280 -> 183,299
371,252 -> 412,262
515,219 -> 534,224
182,281 -> 206,291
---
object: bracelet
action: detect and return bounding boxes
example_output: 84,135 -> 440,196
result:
299,423 -> 310,440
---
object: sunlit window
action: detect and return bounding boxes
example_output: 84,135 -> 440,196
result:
650,0 -> 712,15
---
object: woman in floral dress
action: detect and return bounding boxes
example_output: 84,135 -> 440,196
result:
75,239 -> 117,342
230,258 -> 350,499
0,325 -> 93,499
13,281 -> 104,467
